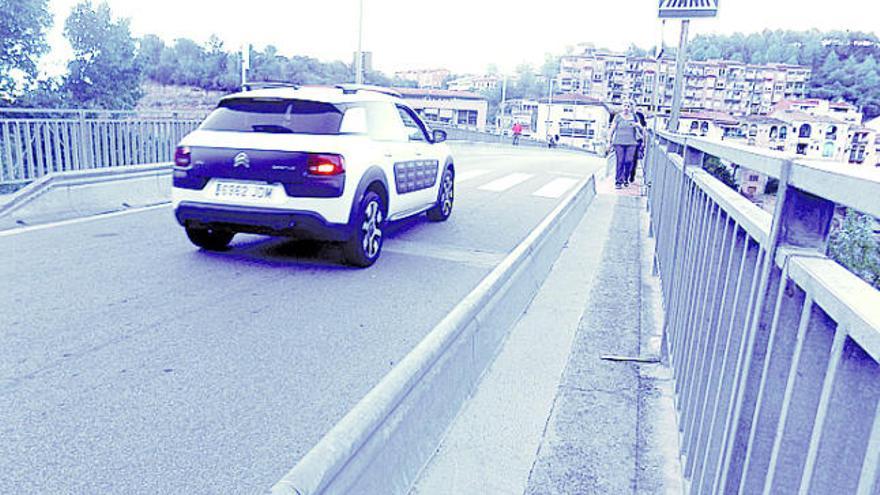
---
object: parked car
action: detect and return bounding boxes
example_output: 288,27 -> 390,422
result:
172,83 -> 455,267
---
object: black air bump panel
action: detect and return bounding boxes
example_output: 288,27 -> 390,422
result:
394,160 -> 439,194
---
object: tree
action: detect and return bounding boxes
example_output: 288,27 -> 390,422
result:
62,1 -> 143,109
0,0 -> 52,99
829,209 -> 880,289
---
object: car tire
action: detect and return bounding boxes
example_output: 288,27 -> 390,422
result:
427,167 -> 454,222
344,190 -> 385,267
185,226 -> 235,251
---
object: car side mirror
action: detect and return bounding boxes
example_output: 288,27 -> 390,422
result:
432,129 -> 447,143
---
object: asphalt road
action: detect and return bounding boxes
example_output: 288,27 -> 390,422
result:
0,144 -> 602,494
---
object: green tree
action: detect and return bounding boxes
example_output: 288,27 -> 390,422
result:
829,209 -> 880,289
62,1 -> 143,109
0,0 -> 52,99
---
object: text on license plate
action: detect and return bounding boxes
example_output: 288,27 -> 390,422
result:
214,182 -> 275,199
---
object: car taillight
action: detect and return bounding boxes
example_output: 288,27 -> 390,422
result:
174,146 -> 191,168
307,154 -> 345,176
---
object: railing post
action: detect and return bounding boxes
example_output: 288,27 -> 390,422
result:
717,159 -> 837,494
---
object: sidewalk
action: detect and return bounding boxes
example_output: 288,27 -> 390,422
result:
410,176 -> 683,494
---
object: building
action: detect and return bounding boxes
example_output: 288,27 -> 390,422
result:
769,102 -> 856,161
555,47 -> 811,116
673,110 -> 741,140
395,87 -> 488,131
866,117 -> 880,166
535,93 -> 611,153
446,74 -> 501,92
500,98 -> 539,136
393,69 -> 451,89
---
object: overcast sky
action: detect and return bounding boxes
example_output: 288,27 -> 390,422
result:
42,0 -> 880,76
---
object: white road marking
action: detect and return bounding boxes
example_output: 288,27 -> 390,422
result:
532,177 -> 580,198
478,173 -> 534,192
455,169 -> 491,183
0,203 -> 170,237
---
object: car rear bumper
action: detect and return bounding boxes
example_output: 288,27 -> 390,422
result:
175,201 -> 352,241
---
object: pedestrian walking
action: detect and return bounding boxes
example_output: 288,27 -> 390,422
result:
629,111 -> 647,184
512,122 -> 523,145
608,102 -> 643,189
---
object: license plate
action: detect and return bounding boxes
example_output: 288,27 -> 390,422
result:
213,182 -> 276,201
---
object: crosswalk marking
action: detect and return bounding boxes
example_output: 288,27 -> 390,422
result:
478,173 -> 534,192
531,177 -> 580,198
456,169 -> 491,183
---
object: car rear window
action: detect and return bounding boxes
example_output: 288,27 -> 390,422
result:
200,98 -> 344,135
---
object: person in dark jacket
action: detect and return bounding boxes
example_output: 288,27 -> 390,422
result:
630,111 -> 647,184
608,102 -> 643,189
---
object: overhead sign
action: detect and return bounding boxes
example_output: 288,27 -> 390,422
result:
658,0 -> 718,18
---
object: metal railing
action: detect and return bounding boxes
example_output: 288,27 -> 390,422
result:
0,108 -> 206,186
644,129 -> 880,494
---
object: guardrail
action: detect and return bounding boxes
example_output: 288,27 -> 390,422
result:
644,130 -> 880,494
0,108 -> 205,186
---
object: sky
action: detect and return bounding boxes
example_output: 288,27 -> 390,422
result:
42,0 -> 880,76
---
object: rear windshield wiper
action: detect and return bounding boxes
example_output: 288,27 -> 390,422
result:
251,124 -> 294,134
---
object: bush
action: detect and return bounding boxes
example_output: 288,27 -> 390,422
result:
828,209 -> 880,289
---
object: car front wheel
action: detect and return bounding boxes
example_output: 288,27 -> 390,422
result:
427,167 -> 454,222
185,226 -> 235,250
344,191 -> 385,267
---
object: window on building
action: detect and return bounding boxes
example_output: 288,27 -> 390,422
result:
796,143 -> 808,155
779,126 -> 788,139
799,124 -> 812,138
826,125 -> 837,139
769,126 -> 778,139
823,142 -> 835,158
749,174 -> 759,181
690,121 -> 700,132
749,125 -> 758,137
700,121 -> 710,135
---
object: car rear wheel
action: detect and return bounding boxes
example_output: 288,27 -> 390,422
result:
427,167 -> 454,222
344,191 -> 385,267
185,226 -> 235,251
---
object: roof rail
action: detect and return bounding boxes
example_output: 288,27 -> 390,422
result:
242,81 -> 301,91
334,84 -> 402,98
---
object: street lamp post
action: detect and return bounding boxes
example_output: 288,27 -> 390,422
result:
355,0 -> 364,84
667,19 -> 690,133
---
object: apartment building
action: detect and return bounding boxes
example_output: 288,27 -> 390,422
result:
396,87 -> 488,131
394,69 -> 452,89
534,93 -> 611,154
556,48 -> 811,116
446,74 -> 501,92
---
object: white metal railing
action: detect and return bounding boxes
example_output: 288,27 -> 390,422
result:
644,129 -> 880,494
0,108 -> 206,185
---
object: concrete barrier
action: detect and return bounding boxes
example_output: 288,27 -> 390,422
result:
271,174 -> 598,495
0,163 -> 171,229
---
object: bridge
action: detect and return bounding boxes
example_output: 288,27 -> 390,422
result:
1,109 -> 878,494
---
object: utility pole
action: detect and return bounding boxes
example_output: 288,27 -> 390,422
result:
499,76 -> 508,140
241,43 -> 250,89
652,20 -> 666,133
667,19 -> 690,132
355,0 -> 364,84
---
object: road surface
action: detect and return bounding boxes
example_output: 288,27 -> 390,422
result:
0,144 -> 602,494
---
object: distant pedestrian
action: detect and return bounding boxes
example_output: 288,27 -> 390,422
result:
608,102 -> 643,189
512,122 -> 523,145
630,111 -> 647,184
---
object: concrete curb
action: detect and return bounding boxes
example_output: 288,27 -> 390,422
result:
271,174 -> 597,495
0,163 -> 171,228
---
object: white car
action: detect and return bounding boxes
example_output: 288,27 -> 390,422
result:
172,83 -> 455,267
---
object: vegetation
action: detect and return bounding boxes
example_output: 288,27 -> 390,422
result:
702,156 -> 737,189
689,30 -> 880,119
0,0 -> 52,99
829,209 -> 880,289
